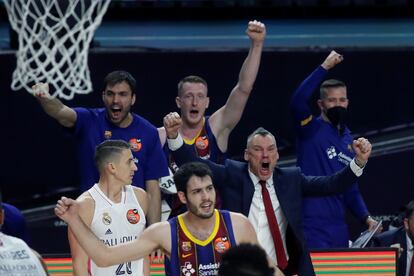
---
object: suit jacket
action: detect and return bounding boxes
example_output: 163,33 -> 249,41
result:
172,143 -> 361,276
372,227 -> 408,276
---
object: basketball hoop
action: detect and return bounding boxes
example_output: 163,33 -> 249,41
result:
3,0 -> 111,100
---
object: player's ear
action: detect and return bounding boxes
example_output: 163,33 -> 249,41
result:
106,162 -> 117,174
131,93 -> 136,106
176,96 -> 181,108
177,191 -> 187,204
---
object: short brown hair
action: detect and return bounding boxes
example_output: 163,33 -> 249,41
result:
94,140 -> 130,172
320,79 -> 346,99
177,75 -> 208,96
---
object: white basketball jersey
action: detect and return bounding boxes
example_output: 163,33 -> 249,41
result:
88,184 -> 146,276
0,232 -> 47,276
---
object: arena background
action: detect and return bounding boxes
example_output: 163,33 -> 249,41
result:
0,0 -> 413,260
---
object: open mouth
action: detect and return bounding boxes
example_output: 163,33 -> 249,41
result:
190,109 -> 199,115
110,107 -> 122,119
200,201 -> 213,209
260,162 -> 270,174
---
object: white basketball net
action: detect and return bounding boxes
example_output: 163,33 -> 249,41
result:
4,0 -> 111,100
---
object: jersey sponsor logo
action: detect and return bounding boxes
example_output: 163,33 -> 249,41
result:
105,229 -> 113,235
198,262 -> 220,275
126,209 -> 140,224
181,262 -> 196,275
102,212 -> 112,225
0,249 -> 30,260
195,136 -> 210,160
181,253 -> 192,258
104,130 -> 112,139
326,146 -> 352,165
195,136 -> 208,150
101,235 -> 137,247
326,146 -> 337,159
338,152 -> 352,166
181,241 -> 192,252
214,236 -> 230,253
129,138 -> 142,152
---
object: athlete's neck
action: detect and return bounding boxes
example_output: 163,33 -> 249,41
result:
181,117 -> 205,141
97,179 -> 123,203
182,210 -> 216,239
117,113 -> 134,128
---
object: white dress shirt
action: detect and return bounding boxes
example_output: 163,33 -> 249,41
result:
247,171 -> 289,264
406,232 -> 413,276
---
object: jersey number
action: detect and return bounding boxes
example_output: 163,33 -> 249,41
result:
115,262 -> 132,275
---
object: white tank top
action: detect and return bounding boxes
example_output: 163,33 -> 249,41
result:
88,184 -> 146,276
0,232 -> 47,276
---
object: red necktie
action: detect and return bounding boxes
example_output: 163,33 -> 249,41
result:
409,249 -> 414,276
260,180 -> 288,270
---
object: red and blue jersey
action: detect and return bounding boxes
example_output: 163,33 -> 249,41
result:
165,209 -> 235,276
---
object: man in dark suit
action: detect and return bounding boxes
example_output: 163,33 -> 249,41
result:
163,112 -> 372,276
372,200 -> 414,276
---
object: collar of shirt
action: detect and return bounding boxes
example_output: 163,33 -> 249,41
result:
247,169 -> 274,188
405,232 -> 414,276
406,232 -> 414,251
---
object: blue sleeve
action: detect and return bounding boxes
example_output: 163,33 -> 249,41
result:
72,107 -> 92,136
343,184 -> 370,221
143,129 -> 169,181
289,66 -> 328,134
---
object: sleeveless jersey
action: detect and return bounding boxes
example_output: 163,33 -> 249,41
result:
0,232 -> 47,276
88,184 -> 146,276
162,116 -> 226,217
166,209 -> 236,276
163,116 -> 226,170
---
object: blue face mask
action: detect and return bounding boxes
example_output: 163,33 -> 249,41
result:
325,106 -> 347,127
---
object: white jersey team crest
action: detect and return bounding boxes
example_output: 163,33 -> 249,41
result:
88,184 -> 146,276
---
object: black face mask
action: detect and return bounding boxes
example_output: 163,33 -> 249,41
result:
325,106 -> 347,127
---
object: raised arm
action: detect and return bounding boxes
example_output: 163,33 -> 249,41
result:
302,137 -> 372,196
289,50 -> 343,127
55,197 -> 168,267
32,83 -> 77,128
163,112 -> 227,185
209,20 -> 266,152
